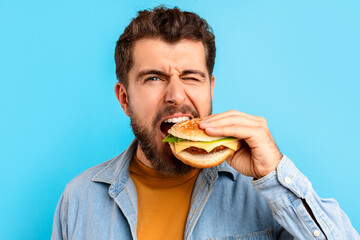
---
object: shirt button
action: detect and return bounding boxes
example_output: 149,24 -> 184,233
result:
284,177 -> 292,184
313,230 -> 320,237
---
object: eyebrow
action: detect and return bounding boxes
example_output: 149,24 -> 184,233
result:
137,69 -> 206,79
137,70 -> 166,79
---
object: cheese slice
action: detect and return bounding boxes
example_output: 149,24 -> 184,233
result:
174,139 -> 238,153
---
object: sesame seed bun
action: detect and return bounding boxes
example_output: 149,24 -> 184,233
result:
168,118 -> 223,142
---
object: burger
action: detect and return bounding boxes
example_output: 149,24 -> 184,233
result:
162,118 -> 240,168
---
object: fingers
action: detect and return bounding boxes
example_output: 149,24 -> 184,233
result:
200,111 -> 268,138
204,124 -> 266,146
203,110 -> 282,178
199,110 -> 271,150
202,110 -> 265,123
199,114 -> 262,130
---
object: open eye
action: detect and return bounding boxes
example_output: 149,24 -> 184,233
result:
146,76 -> 161,82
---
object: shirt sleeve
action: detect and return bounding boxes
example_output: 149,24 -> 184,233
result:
51,192 -> 68,240
252,155 -> 359,239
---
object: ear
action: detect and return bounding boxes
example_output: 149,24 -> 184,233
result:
210,75 -> 215,99
115,82 -> 130,116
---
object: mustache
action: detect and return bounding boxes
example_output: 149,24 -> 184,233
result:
152,105 -> 199,127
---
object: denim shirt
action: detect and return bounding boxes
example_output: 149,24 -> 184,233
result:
52,140 -> 359,239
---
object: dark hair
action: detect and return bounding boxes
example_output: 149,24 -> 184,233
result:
114,6 -> 216,87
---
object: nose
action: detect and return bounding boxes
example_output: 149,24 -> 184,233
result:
164,78 -> 186,106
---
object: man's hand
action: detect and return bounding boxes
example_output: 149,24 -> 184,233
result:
199,110 -> 282,179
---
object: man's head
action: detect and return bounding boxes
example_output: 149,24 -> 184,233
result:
115,6 -> 216,88
114,6 -> 216,176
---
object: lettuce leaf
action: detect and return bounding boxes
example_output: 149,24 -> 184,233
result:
162,134 -> 186,143
162,134 -> 236,143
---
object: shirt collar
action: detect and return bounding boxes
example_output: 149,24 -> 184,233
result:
91,139 -> 137,185
201,161 -> 238,185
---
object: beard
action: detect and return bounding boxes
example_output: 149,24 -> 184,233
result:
129,104 -> 211,176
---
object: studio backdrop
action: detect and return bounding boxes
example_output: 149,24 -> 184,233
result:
0,0 -> 359,239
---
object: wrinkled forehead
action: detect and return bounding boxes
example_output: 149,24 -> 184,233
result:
131,38 -> 208,75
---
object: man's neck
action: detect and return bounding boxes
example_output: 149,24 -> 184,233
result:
135,146 -> 154,169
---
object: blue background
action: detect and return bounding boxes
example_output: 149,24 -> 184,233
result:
1,0 -> 359,239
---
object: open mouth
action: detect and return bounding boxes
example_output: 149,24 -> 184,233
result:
160,116 -> 191,136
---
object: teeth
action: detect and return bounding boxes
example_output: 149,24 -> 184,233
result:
164,116 -> 190,124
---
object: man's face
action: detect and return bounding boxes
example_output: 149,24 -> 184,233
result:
116,38 -> 214,175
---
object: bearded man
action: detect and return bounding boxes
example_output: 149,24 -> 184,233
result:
51,6 -> 359,240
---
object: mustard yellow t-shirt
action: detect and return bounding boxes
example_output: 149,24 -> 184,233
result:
129,155 -> 200,240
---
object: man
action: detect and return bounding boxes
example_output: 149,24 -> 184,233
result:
52,6 -> 359,239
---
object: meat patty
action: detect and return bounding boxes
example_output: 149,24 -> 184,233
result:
185,145 -> 227,154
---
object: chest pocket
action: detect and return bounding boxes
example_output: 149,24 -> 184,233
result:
206,230 -> 272,240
